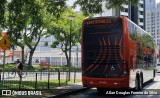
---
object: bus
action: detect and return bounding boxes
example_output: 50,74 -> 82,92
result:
81,16 -> 156,92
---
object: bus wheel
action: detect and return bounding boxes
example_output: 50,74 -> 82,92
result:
135,74 -> 142,91
135,76 -> 138,91
138,75 -> 142,90
151,69 -> 156,82
140,72 -> 143,87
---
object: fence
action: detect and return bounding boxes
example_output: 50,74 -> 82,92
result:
0,69 -> 82,90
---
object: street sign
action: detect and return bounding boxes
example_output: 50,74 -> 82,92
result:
0,36 -> 11,50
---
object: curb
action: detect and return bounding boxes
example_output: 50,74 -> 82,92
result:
45,87 -> 89,98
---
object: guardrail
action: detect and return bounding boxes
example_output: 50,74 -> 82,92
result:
0,69 -> 82,90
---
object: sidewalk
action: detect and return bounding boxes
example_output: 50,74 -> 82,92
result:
43,82 -> 89,98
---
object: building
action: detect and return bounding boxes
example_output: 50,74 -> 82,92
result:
94,0 -> 145,29
28,35 -> 81,66
12,35 -> 81,67
145,2 -> 160,45
30,48 -> 81,67
145,1 -> 160,64
145,0 -> 156,10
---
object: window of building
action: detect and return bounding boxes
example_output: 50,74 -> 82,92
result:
140,4 -> 143,8
140,11 -> 143,15
125,9 -> 128,12
44,42 -> 48,46
140,19 -> 143,22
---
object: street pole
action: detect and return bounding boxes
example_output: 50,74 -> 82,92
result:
2,50 -> 5,89
69,19 -> 72,81
77,45 -> 78,68
68,15 -> 75,81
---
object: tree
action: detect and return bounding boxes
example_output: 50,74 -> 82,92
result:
0,0 -> 7,33
48,8 -> 85,66
73,0 -> 139,16
6,0 -> 67,67
142,34 -> 155,49
7,0 -> 29,63
24,0 -> 67,67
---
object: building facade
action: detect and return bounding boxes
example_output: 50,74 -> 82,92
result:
146,3 -> 160,45
94,0 -> 145,29
14,35 -> 81,67
145,0 -> 156,10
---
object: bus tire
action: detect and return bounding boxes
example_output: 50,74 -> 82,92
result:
140,72 -> 143,87
138,74 -> 143,90
153,69 -> 156,77
151,69 -> 156,82
135,73 -> 142,91
135,74 -> 139,91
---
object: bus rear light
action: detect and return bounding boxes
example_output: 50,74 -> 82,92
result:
89,81 -> 94,84
122,61 -> 128,76
123,71 -> 128,75
124,60 -> 127,64
82,65 -> 85,74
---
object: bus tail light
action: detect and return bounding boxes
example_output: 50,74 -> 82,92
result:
82,65 -> 85,74
122,61 -> 128,76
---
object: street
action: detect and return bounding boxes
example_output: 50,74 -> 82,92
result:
61,73 -> 160,98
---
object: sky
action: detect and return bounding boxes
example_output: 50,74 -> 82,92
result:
67,0 -> 80,11
156,0 -> 160,3
67,0 -> 160,11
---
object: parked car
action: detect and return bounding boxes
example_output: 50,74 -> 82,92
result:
39,62 -> 51,66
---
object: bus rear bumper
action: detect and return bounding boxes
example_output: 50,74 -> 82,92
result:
82,76 -> 129,89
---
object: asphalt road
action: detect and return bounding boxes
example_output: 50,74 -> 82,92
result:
61,73 -> 160,98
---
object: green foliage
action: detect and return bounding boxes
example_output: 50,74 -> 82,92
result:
48,8 -> 85,49
32,65 -> 81,71
73,0 -> 139,16
129,33 -> 136,40
47,8 -> 85,66
0,64 -> 15,71
73,0 -> 103,16
130,33 -> 155,49
142,34 -> 155,49
0,0 -> 7,29
4,0 -> 68,66
45,0 -> 67,19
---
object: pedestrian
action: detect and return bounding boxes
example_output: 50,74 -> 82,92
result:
16,58 -> 23,75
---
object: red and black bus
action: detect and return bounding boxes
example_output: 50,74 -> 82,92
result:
81,16 -> 156,91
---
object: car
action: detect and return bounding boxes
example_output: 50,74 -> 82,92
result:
39,62 -> 51,66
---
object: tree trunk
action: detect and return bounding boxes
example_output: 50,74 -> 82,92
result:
21,46 -> 25,64
28,49 -> 34,69
64,50 -> 69,66
12,47 -> 14,62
